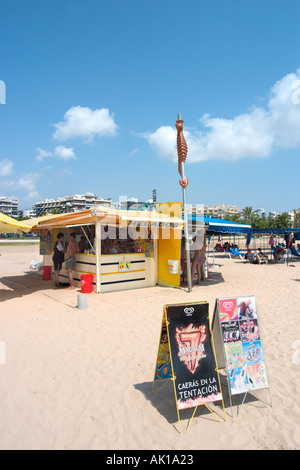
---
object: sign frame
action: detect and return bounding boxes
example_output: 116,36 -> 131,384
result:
152,301 -> 226,432
212,295 -> 272,416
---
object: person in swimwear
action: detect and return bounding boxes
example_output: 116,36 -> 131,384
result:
191,238 -> 206,285
65,232 -> 79,290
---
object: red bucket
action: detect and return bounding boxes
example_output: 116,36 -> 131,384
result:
42,265 -> 52,281
81,274 -> 93,293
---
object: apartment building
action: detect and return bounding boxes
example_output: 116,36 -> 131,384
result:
188,203 -> 242,218
21,209 -> 37,218
0,196 -> 19,217
34,193 -> 112,217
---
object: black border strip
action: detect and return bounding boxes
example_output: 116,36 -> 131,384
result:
101,277 -> 146,286
76,261 -> 96,266
101,260 -> 145,267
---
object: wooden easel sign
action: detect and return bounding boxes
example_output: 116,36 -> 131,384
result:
152,301 -> 226,432
212,296 -> 269,398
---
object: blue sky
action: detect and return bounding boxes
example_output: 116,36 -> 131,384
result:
0,0 -> 299,213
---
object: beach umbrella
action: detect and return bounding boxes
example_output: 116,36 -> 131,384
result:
0,213 -> 32,234
176,114 -> 192,292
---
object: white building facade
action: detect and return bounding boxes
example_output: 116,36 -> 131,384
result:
0,196 -> 19,217
34,193 -> 112,217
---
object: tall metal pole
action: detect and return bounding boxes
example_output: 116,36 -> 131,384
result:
176,113 -> 192,292
181,160 -> 192,292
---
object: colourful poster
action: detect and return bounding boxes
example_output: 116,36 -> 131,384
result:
237,296 -> 257,320
228,366 -> 249,395
240,320 -> 260,342
145,241 -> 154,258
218,298 -> 238,323
213,296 -> 269,396
153,302 -> 224,412
119,261 -> 131,272
242,341 -> 264,366
40,229 -> 52,255
166,303 -> 222,410
224,342 -> 244,369
247,363 -> 268,391
221,321 -> 240,343
154,318 -> 172,381
154,361 -> 172,380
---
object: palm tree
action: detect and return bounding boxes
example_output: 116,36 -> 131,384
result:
226,213 -> 243,223
241,206 -> 259,225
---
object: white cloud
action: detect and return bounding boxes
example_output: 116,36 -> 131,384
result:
54,145 -> 76,161
52,106 -> 118,142
35,148 -> 52,162
140,126 -> 177,159
141,68 -> 300,162
0,171 -> 41,202
129,147 -> 140,156
193,107 -> 273,161
17,172 -> 41,192
35,145 -> 76,162
268,71 -> 300,148
0,159 -> 14,176
24,191 -> 40,201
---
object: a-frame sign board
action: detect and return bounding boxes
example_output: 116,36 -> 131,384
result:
212,295 -> 272,416
152,301 -> 226,432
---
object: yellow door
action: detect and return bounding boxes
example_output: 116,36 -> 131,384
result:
158,227 -> 181,288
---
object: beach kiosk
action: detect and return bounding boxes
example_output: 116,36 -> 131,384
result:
34,206 -> 184,293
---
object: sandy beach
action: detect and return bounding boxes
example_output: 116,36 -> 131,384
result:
0,244 -> 300,450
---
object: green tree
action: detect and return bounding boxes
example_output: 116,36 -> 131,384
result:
251,214 -> 266,229
50,209 -> 62,214
266,214 -> 275,228
225,213 -> 243,223
273,212 -> 292,228
241,206 -> 259,224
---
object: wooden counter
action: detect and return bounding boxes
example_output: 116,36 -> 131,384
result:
52,252 -> 156,293
100,252 -> 156,293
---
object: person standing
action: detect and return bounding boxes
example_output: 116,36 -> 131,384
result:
53,232 -> 65,287
288,232 -> 295,250
197,241 -> 207,283
180,237 -> 187,285
191,236 -> 206,285
65,232 -> 79,290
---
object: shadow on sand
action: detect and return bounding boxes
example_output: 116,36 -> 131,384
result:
134,372 -> 269,432
180,270 -> 225,290
0,271 -> 76,304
